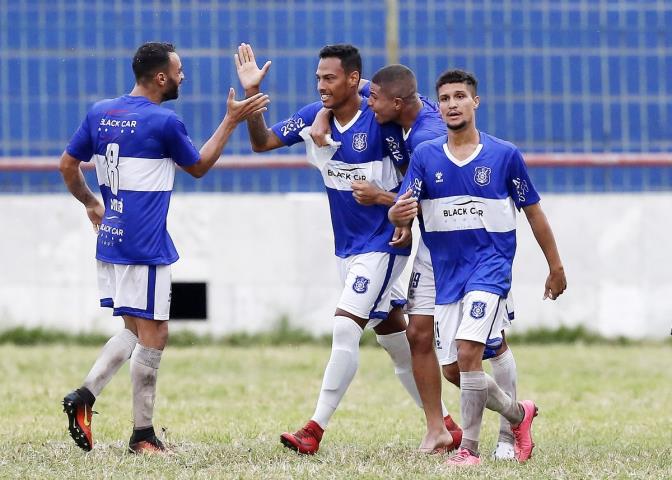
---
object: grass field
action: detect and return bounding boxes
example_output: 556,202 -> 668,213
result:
1,343 -> 671,479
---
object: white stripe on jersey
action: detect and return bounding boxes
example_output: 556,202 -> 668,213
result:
421,195 -> 517,233
299,127 -> 402,192
93,154 -> 176,192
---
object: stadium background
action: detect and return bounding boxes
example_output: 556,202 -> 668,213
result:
0,0 -> 670,338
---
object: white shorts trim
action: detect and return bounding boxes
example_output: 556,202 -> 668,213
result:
336,252 -> 408,326
434,291 -> 506,365
97,260 -> 172,321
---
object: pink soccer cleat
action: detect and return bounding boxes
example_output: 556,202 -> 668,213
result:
445,447 -> 482,467
511,400 -> 539,463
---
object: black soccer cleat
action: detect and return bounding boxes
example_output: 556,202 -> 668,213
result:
128,434 -> 173,455
62,389 -> 95,451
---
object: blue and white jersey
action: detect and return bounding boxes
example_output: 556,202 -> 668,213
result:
359,82 -> 445,156
271,97 -> 411,258
398,132 -> 540,304
66,95 -> 200,265
403,96 -> 446,154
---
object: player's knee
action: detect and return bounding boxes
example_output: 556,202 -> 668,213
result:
405,323 -> 433,353
138,320 -> 169,350
158,322 -> 169,348
332,316 -> 362,351
456,341 -> 483,371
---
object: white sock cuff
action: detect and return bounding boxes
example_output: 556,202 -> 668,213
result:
332,316 -> 363,346
131,344 -> 163,369
489,347 -> 514,368
119,328 -> 139,349
375,330 -> 406,346
460,371 -> 487,390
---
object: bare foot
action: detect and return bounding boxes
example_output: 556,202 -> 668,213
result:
418,430 -> 455,454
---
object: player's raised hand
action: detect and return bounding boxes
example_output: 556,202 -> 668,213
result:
86,202 -> 104,233
234,43 -> 271,94
352,180 -> 384,206
388,189 -> 418,226
389,225 -> 412,248
225,88 -> 270,124
543,267 -> 567,300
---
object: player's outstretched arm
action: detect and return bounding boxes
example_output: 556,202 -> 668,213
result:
59,152 -> 104,232
182,88 -> 270,178
234,43 -> 283,152
388,189 -> 418,226
523,202 -> 567,300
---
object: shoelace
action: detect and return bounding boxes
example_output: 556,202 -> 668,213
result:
295,427 -> 315,441
451,449 -> 472,463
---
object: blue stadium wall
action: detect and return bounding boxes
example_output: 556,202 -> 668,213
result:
0,0 -> 670,193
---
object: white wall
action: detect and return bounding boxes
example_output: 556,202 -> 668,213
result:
1,193 -> 670,339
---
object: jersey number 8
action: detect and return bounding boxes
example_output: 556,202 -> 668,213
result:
105,143 -> 120,195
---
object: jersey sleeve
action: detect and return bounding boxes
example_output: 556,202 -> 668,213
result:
359,81 -> 371,97
65,114 -> 94,162
507,148 -> 540,210
270,102 -> 322,146
164,114 -> 200,167
381,123 -> 410,170
397,149 -> 426,201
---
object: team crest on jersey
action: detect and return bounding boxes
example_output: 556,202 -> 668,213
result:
352,276 -> 370,294
470,301 -> 487,319
474,166 -> 491,186
352,133 -> 368,152
435,171 -> 443,183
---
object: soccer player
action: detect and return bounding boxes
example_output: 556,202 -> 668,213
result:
390,69 -> 567,466
234,42 -> 425,454
60,42 -> 269,454
315,65 -> 520,458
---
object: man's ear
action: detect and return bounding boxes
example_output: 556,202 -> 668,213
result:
156,71 -> 166,87
349,71 -> 361,89
473,95 -> 480,109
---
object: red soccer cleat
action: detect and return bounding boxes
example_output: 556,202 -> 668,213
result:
280,420 -> 324,455
443,415 -> 463,452
511,400 -> 538,463
62,390 -> 95,452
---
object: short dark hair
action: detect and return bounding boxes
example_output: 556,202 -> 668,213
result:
435,69 -> 478,96
319,44 -> 362,75
132,42 -> 176,82
371,64 -> 417,100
